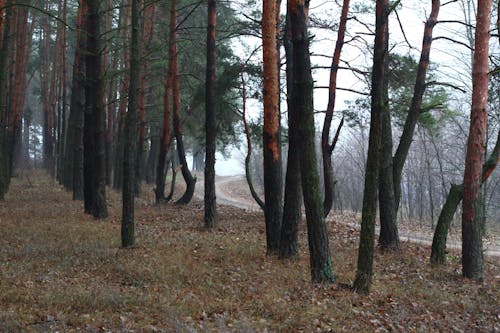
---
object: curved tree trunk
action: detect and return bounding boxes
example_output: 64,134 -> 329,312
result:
204,0 -> 217,228
169,0 -> 196,205
241,70 -> 265,211
321,0 -> 349,218
353,0 -> 388,294
289,0 -> 334,283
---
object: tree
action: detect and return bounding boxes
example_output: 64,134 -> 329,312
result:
321,0 -> 349,218
262,0 -> 283,255
64,0 -> 86,200
204,0 -> 217,229
289,0 -> 334,282
279,12 -> 301,259
353,0 -> 388,294
122,0 -> 142,247
377,0 -> 441,250
461,0 -> 492,279
83,0 -> 108,219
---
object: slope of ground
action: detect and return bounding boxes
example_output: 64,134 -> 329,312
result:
0,170 -> 499,332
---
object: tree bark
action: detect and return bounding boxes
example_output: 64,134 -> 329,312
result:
65,0 -> 86,200
280,12 -> 301,259
289,0 -> 334,282
84,0 -> 108,219
321,0 -> 349,218
204,0 -> 217,228
353,0 -> 388,294
122,0 -> 142,247
0,0 -> 12,200
169,0 -> 196,205
262,0 -> 283,255
461,0 -> 492,279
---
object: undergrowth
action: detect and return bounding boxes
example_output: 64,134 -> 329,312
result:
0,170 -> 498,332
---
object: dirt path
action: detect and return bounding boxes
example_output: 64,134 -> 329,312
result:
213,175 -> 500,258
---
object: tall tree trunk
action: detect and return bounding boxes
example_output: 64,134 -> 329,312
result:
0,1 -> 12,200
170,0 -> 196,205
204,0 -> 217,228
7,3 -> 32,174
84,0 -> 108,219
154,76 -> 171,203
353,0 -> 388,294
461,0 -> 492,278
135,3 -> 156,194
280,11 -> 301,259
289,0 -> 334,283
241,70 -> 265,211
321,0 -> 349,218
122,0 -> 142,247
64,0 -> 86,199
392,1 -> 440,207
113,2 -> 131,190
262,0 -> 282,255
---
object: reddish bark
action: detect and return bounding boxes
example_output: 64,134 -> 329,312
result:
461,0 -> 492,279
262,0 -> 282,254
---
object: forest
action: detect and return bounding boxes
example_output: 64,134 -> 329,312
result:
0,0 -> 499,331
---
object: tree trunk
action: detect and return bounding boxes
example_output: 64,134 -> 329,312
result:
280,12 -> 301,259
169,0 -> 196,205
392,0 -> 440,209
155,75 -> 171,203
0,1 -> 12,200
461,0 -> 492,279
113,2 -> 131,191
353,0 -> 388,294
122,0 -> 142,247
262,0 -> 283,255
64,0 -> 86,200
378,100 -> 399,250
321,0 -> 349,218
241,70 -> 265,211
84,0 -> 108,219
204,0 -> 217,228
289,0 -> 334,283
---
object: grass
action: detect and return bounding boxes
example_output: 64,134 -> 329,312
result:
0,170 -> 499,332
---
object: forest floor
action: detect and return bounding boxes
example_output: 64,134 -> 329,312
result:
0,170 -> 499,332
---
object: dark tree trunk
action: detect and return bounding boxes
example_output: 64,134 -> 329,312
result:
0,1 -> 11,200
204,0 -> 217,229
64,0 -> 86,197
353,0 -> 388,294
262,0 -> 283,255
84,0 -> 108,219
321,0 -> 349,218
241,70 -> 265,211
146,126 -> 160,183
392,0 -> 440,209
289,0 -> 334,283
113,3 -> 131,191
280,12 -> 301,259
430,184 -> 464,265
122,0 -> 141,247
170,0 -> 196,205
378,101 -> 399,250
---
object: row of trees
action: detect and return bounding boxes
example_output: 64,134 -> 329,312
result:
0,0 -> 498,293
